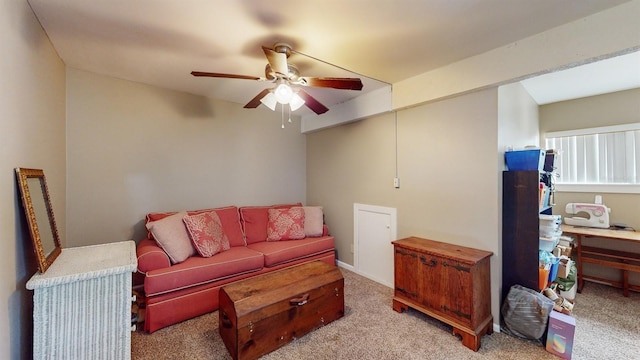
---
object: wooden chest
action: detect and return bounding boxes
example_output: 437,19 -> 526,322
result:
392,237 -> 493,351
219,261 -> 344,360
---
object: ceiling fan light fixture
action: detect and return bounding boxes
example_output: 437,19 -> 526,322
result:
274,83 -> 294,104
192,43 -> 363,116
289,93 -> 305,111
260,92 -> 277,110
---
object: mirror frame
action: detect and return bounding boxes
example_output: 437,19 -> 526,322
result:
15,168 -> 62,273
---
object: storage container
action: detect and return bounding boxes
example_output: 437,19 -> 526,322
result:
540,226 -> 562,238
548,257 -> 560,283
539,214 -> 562,226
505,149 -> 546,171
539,267 -> 550,290
540,236 -> 559,252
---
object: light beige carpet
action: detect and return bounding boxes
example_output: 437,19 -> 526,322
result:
131,267 -> 640,359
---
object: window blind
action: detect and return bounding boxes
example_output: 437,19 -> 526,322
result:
545,124 -> 640,185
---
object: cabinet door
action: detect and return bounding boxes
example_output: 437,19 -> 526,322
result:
394,246 -> 419,301
440,259 -> 473,326
416,252 -> 443,310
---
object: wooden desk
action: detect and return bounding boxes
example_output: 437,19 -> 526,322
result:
561,224 -> 640,297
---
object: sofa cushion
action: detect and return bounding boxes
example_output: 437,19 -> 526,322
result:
144,246 -> 265,296
240,203 -> 302,244
302,206 -> 324,237
183,211 -> 230,257
267,207 -> 306,241
208,206 -> 245,247
146,211 -> 195,264
146,206 -> 245,247
247,236 -> 335,267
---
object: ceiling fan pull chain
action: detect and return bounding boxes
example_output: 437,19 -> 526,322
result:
288,106 -> 292,124
281,104 -> 285,129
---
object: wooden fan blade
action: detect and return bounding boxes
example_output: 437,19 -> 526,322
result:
297,89 -> 329,115
262,46 -> 288,77
244,89 -> 271,108
191,71 -> 260,81
299,77 -> 363,90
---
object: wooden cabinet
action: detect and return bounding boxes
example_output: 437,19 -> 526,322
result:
501,170 -> 541,303
392,237 -> 493,351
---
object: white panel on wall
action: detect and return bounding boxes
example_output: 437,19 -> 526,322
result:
354,203 -> 397,288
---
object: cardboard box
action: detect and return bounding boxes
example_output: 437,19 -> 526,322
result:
555,245 -> 572,258
558,236 -> 574,247
546,311 -> 576,359
557,258 -> 573,279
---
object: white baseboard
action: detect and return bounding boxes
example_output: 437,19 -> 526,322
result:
337,260 -> 393,288
337,260 -> 354,272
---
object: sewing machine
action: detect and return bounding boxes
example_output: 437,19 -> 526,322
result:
564,203 -> 611,229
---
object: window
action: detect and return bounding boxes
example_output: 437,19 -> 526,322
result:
545,123 -> 640,193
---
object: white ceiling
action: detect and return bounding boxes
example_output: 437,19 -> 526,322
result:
521,51 -> 640,105
28,0 -> 638,114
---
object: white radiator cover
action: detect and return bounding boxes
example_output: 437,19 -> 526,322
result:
27,241 -> 137,360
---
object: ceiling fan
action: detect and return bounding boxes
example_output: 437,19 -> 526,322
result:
191,43 -> 363,115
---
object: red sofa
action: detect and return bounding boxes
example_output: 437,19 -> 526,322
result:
136,203 -> 336,333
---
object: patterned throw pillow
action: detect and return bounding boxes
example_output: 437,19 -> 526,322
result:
266,207 -> 306,241
240,203 -> 302,244
145,211 -> 195,264
182,211 -> 230,257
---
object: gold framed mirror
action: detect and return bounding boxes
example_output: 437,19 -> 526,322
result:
15,168 -> 62,273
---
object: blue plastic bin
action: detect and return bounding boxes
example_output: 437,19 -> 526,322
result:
548,257 -> 560,283
505,149 -> 545,171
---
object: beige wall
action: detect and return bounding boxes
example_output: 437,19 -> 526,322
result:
307,88 -> 502,325
0,0 -> 66,358
540,88 -> 640,134
497,82 -> 540,152
65,68 -> 307,247
540,88 -> 640,285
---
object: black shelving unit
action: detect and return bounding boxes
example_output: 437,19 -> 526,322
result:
501,170 -> 542,304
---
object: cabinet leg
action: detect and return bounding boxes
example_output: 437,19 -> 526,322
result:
452,318 -> 492,352
392,299 -> 408,313
485,323 -> 494,335
453,328 -> 480,352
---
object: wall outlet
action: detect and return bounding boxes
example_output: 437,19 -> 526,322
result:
393,177 -> 400,188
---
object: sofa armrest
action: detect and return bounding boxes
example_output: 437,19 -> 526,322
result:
137,238 -> 171,274
323,224 -> 329,236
